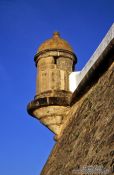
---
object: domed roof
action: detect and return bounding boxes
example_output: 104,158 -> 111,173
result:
37,32 -> 73,53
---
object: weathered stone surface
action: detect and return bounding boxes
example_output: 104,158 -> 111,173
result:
27,32 -> 77,137
41,61 -> 114,175
37,32 -> 73,53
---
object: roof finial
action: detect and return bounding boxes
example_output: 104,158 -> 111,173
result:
53,32 -> 60,38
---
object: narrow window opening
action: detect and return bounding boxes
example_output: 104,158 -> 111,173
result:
53,56 -> 58,64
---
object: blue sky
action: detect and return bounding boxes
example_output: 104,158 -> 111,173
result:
0,0 -> 114,174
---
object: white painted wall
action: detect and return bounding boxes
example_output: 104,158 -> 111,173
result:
69,71 -> 80,92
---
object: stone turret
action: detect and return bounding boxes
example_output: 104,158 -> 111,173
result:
27,32 -> 77,139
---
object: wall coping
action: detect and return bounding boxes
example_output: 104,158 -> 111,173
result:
71,23 -> 114,103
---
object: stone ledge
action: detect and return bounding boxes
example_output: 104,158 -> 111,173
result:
27,96 -> 71,117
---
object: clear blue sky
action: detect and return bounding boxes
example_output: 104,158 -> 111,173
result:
0,0 -> 114,174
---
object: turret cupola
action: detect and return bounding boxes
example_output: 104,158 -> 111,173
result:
27,32 -> 77,140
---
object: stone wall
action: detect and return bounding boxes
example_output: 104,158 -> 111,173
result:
36,52 -> 74,95
41,61 -> 114,175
